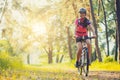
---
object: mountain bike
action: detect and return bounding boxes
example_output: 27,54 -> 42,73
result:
77,36 -> 95,76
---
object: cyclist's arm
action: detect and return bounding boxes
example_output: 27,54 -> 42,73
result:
74,19 -> 78,37
88,24 -> 96,36
74,26 -> 77,34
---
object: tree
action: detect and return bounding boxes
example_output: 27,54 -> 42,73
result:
0,0 -> 7,23
89,0 -> 102,62
115,3 -> 118,61
66,26 -> 73,60
101,0 -> 110,56
116,0 -> 120,63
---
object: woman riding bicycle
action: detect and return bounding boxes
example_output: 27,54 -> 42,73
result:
75,8 -> 96,68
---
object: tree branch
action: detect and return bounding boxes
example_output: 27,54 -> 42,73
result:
0,0 -> 7,23
43,47 -> 49,54
98,0 -> 101,16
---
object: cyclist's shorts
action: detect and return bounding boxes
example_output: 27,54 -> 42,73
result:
76,36 -> 88,43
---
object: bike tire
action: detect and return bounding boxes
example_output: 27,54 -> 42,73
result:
83,48 -> 89,76
78,65 -> 82,75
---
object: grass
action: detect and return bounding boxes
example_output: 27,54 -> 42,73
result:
0,63 -> 79,80
23,61 -> 120,72
23,63 -> 76,73
0,61 -> 120,80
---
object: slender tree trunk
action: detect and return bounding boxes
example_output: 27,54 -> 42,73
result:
48,48 -> 53,64
94,49 -> 97,61
0,0 -> 7,23
114,2 -> 118,61
115,29 -> 118,61
91,49 -> 97,62
66,26 -> 73,60
59,54 -> 64,63
89,0 -> 102,62
56,54 -> 59,63
101,0 -> 110,56
44,47 -> 53,64
2,29 -> 6,38
98,0 -> 101,16
116,0 -> 120,63
27,54 -> 30,64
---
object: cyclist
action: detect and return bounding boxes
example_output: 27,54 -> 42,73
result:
75,8 -> 96,68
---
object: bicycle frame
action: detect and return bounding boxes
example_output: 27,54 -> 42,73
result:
81,41 -> 88,66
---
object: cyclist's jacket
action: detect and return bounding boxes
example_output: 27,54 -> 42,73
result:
75,17 -> 91,38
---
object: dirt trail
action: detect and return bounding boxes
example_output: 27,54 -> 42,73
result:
81,71 -> 120,80
0,69 -> 120,80
26,70 -> 120,80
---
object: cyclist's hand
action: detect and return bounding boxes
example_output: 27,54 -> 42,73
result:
93,35 -> 96,38
74,35 -> 76,38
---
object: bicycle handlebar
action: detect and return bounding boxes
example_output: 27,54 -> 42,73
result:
87,36 -> 96,39
79,36 -> 96,40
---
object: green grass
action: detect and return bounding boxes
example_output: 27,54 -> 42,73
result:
23,61 -> 120,72
0,62 -> 120,80
23,63 -> 76,72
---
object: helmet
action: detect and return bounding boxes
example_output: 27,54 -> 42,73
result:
79,8 -> 86,14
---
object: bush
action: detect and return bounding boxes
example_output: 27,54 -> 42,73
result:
0,40 -> 23,70
9,56 -> 23,69
0,58 -> 10,69
103,56 -> 114,63
0,53 -> 23,70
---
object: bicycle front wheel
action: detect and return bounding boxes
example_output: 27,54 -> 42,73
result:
83,48 -> 89,76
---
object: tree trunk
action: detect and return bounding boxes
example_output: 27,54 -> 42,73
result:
0,0 -> 7,23
43,46 -> 53,64
89,0 -> 102,62
115,29 -> 118,61
116,0 -> 120,63
91,49 -> 97,62
2,29 -> 6,38
48,48 -> 53,64
101,0 -> 110,56
114,3 -> 118,61
66,26 -> 73,60
56,54 -> 59,63
59,54 -> 64,63
27,54 -> 30,64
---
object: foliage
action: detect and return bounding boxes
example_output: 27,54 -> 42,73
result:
0,40 -> 23,69
0,52 -> 23,70
103,56 -> 114,63
0,40 -> 13,55
91,60 -> 120,71
0,53 -> 10,69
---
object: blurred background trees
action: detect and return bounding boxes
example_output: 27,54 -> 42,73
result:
0,0 -> 119,68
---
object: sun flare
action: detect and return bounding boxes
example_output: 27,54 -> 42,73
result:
32,22 -> 46,35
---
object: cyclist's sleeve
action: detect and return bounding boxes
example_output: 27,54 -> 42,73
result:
74,19 -> 78,26
87,20 -> 91,26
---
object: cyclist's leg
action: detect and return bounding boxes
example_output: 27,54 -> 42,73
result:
75,37 -> 82,67
76,42 -> 83,62
86,39 -> 91,60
